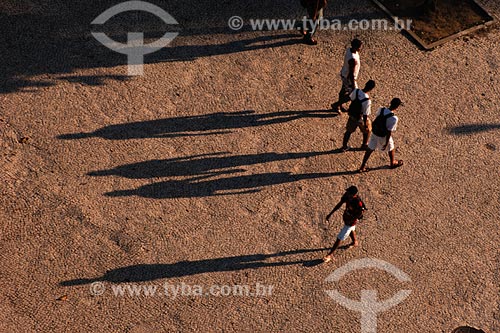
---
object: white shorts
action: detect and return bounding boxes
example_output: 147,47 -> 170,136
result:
368,134 -> 394,152
337,225 -> 356,241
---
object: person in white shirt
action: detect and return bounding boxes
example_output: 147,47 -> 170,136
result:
331,39 -> 362,112
359,98 -> 404,172
342,80 -> 375,151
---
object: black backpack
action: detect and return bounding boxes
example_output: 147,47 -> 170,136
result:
346,196 -> 366,220
372,109 -> 394,137
348,89 -> 368,120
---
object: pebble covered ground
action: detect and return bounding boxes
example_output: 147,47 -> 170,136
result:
1,0 -> 499,332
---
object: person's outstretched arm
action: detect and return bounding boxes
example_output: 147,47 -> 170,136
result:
326,200 -> 344,221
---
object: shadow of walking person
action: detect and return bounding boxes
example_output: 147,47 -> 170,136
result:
105,171 -> 355,199
57,110 -> 336,140
88,150 -> 335,179
60,248 -> 328,286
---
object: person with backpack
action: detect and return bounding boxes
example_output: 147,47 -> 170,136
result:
358,98 -> 404,172
323,186 -> 367,263
342,80 -> 375,151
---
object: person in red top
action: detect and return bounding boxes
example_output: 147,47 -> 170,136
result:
323,186 -> 367,263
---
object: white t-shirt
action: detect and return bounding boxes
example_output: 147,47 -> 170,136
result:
375,107 -> 398,131
340,48 -> 360,80
349,89 -> 371,116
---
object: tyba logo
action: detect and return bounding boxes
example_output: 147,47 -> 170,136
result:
91,1 -> 179,75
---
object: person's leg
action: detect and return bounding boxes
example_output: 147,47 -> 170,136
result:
295,19 -> 307,36
338,87 -> 351,106
310,8 -> 323,37
342,131 -> 352,149
326,238 -> 341,257
343,118 -> 357,149
359,149 -> 373,172
332,78 -> 350,111
304,30 -> 318,45
309,20 -> 318,37
323,238 -> 341,262
361,132 -> 369,147
386,137 -> 403,168
389,149 -> 395,165
348,229 -> 358,247
339,91 -> 351,105
388,149 -> 404,168
332,87 -> 344,110
361,120 -> 371,148
339,78 -> 354,108
324,224 -> 352,262
304,10 -> 319,45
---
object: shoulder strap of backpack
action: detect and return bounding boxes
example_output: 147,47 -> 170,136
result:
378,108 -> 393,119
352,88 -> 360,101
356,90 -> 369,104
383,112 -> 394,119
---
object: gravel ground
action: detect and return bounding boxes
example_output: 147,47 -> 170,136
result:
1,0 -> 499,332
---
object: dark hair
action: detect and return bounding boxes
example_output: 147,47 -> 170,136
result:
351,39 -> 362,49
390,98 -> 402,109
345,186 -> 358,195
365,80 -> 376,90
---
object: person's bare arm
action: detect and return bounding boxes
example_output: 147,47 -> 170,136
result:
348,58 -> 356,88
382,130 -> 392,150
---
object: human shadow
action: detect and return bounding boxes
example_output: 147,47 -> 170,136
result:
149,33 -> 302,62
0,0 -> 307,94
447,123 -> 500,135
58,75 -> 131,87
88,150 -> 335,179
1,0 -> 394,94
57,109 -> 336,140
60,248 -> 328,286
106,170 -> 357,199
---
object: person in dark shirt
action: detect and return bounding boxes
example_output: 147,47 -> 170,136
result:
299,0 -> 327,45
323,186 -> 367,263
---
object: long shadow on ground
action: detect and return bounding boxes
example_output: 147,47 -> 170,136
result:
150,33 -> 302,62
57,110 -> 336,140
88,150 -> 336,179
0,0 -> 308,94
105,170 -> 357,199
1,0 -> 390,94
60,248 -> 328,285
447,123 -> 500,135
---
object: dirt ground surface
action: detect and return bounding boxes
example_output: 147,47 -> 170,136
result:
379,0 -> 494,43
1,0 -> 499,332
